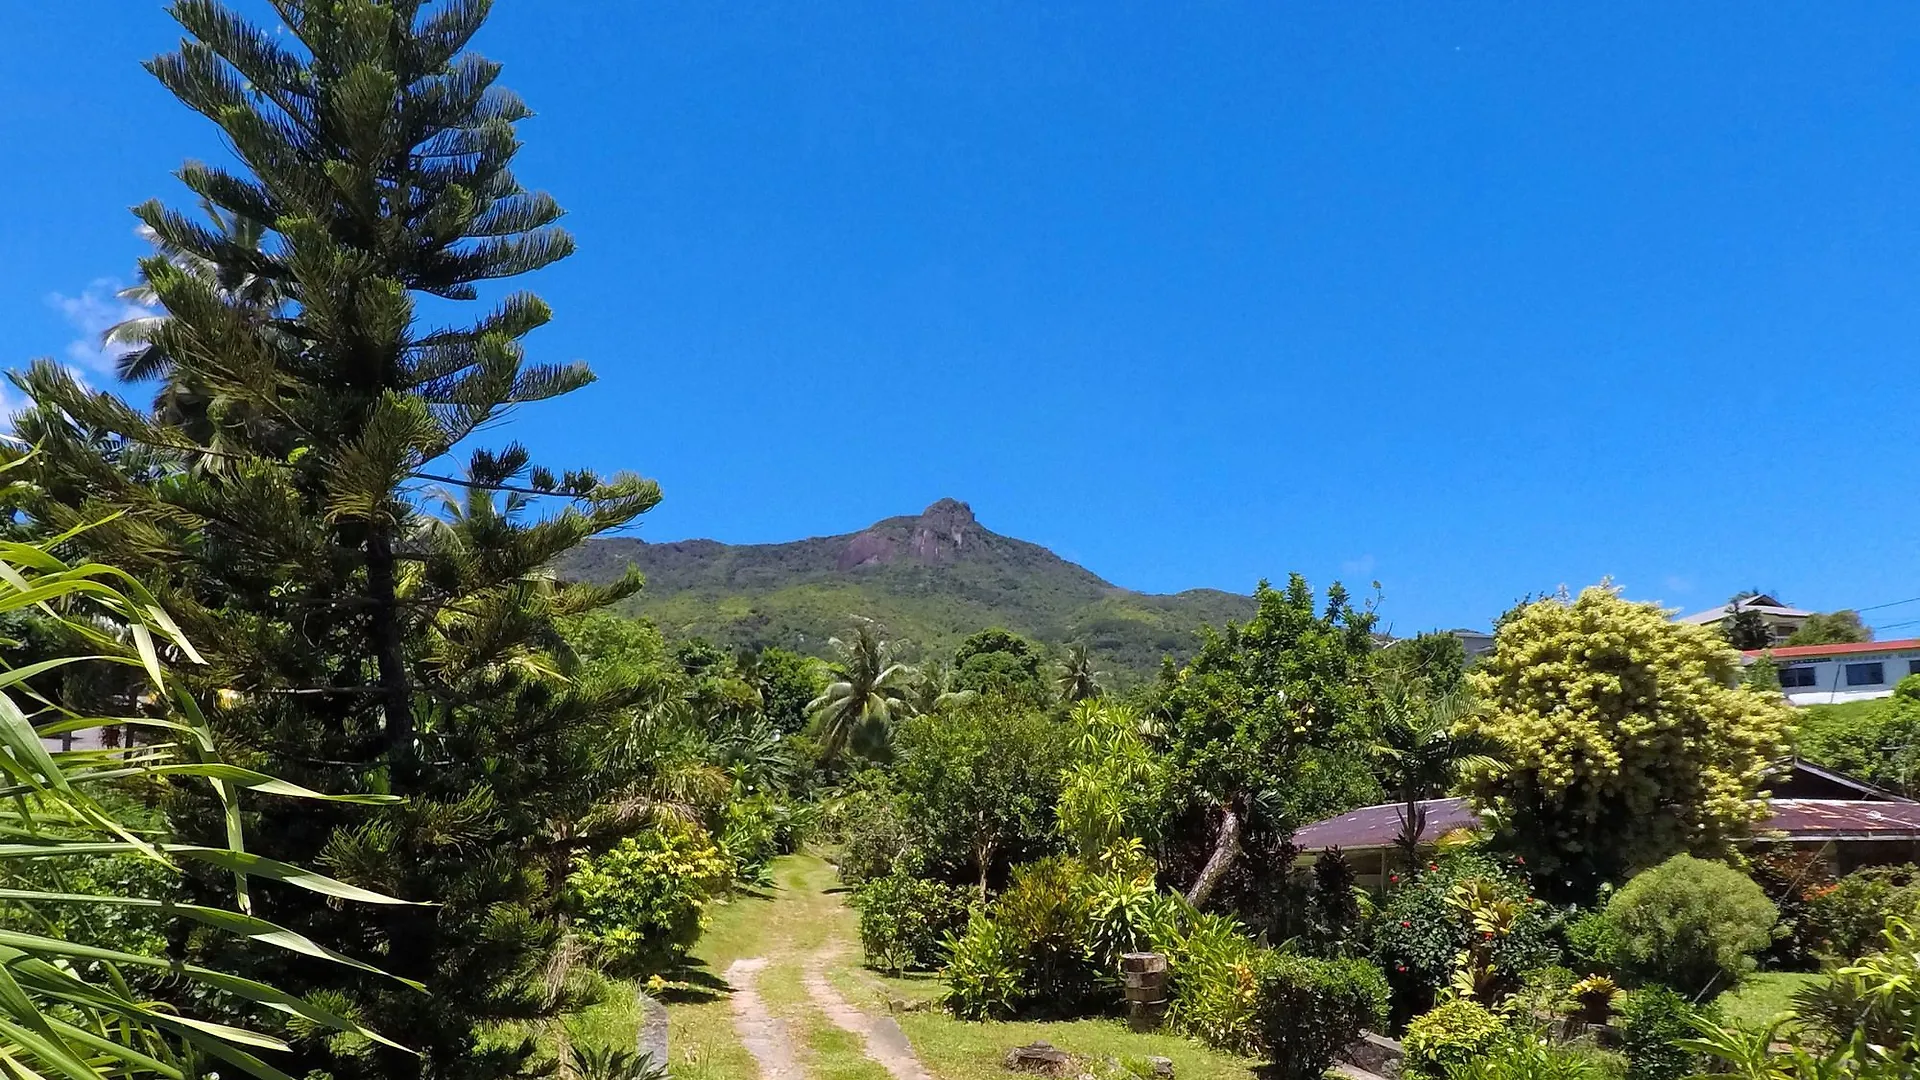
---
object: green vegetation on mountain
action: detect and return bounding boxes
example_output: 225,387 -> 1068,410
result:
557,498 -> 1256,681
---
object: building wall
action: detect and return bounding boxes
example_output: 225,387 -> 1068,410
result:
1779,648 -> 1920,706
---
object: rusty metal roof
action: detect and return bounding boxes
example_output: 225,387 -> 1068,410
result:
1758,799 -> 1920,841
1293,796 -> 1920,853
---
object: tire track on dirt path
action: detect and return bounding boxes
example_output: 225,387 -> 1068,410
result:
802,947 -> 934,1080
725,957 -> 805,1080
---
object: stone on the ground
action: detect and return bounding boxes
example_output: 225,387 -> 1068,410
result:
1145,1056 -> 1174,1078
1004,1041 -> 1075,1075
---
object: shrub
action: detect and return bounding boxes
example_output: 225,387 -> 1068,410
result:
1790,916 -> 1920,1047
1444,1035 -> 1623,1080
1603,855 -> 1776,996
719,794 -> 784,887
1565,908 -> 1622,973
1801,864 -> 1920,962
989,856 -> 1100,1014
1083,866 -> 1186,969
941,910 -> 1024,1020
1403,998 -> 1507,1077
833,773 -> 921,885
853,870 -> 972,973
1372,853 -> 1561,1021
567,821 -> 731,976
1618,986 -> 1711,1080
1251,953 -> 1389,1080
1165,912 -> 1267,1055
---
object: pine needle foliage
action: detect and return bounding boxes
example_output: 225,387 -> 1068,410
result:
7,3 -> 661,1079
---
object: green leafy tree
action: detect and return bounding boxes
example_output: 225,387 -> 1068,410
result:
893,702 -> 1070,896
952,627 -> 1054,706
8,4 -> 662,1079
1786,610 -> 1872,646
738,646 -> 824,734
807,622 -> 913,759
1158,576 -> 1378,908
1461,587 -> 1793,897
1379,632 -> 1468,696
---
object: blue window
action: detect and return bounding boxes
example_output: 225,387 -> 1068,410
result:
1779,666 -> 1817,689
1845,662 -> 1884,687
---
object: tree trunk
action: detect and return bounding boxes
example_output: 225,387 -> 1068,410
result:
1184,800 -> 1242,909
366,527 -> 413,755
976,834 -> 995,901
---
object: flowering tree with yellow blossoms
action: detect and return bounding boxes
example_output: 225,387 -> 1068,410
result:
1460,586 -> 1792,899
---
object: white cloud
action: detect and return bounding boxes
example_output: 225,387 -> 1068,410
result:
46,278 -> 155,380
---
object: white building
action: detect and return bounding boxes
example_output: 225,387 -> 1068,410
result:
1677,593 -> 1811,646
1744,638 -> 1920,706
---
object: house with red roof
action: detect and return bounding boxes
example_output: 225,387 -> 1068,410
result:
1743,638 -> 1920,705
1293,759 -> 1920,886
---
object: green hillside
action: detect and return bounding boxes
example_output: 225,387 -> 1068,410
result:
556,498 -> 1255,681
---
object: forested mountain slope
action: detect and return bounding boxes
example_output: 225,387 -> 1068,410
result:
557,498 -> 1255,679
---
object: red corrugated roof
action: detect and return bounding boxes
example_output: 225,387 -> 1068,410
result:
1744,638 -> 1920,660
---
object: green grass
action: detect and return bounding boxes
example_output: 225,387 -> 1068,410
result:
1713,971 -> 1820,1031
557,852 -> 1261,1080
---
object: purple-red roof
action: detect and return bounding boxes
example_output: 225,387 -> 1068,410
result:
1293,798 -> 1480,852
1760,799 -> 1920,840
1294,796 -> 1920,853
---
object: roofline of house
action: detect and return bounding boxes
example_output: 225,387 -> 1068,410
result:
1743,638 -> 1920,661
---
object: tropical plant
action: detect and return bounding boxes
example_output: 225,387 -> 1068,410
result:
899,657 -> 975,718
1442,1035 -> 1616,1080
1789,916 -> 1920,1048
0,526 -> 412,1079
1603,855 -> 1777,997
568,1045 -> 669,1080
940,911 -> 1024,1020
1057,643 -> 1104,703
1460,587 -> 1793,896
1369,684 -> 1493,869
1372,854 -> 1560,1022
1163,912 -> 1267,1055
806,623 -> 914,759
1057,701 -> 1164,859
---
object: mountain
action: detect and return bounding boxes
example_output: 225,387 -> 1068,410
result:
557,498 -> 1256,681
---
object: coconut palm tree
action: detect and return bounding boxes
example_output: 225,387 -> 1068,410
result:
807,622 -> 913,759
1370,684 -> 1497,869
1057,643 -> 1104,703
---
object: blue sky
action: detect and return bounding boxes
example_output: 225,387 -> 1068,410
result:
4,2 -> 1920,636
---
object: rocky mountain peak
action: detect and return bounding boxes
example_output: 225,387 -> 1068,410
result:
836,498 -> 979,571
918,497 -> 975,531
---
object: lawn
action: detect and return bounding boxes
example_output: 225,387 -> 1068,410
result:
1713,971 -> 1819,1032
566,852 -> 1263,1080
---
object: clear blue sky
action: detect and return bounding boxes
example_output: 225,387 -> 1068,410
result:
4,2 -> 1920,636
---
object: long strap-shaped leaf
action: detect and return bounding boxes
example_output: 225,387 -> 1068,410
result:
0,889 -> 423,989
